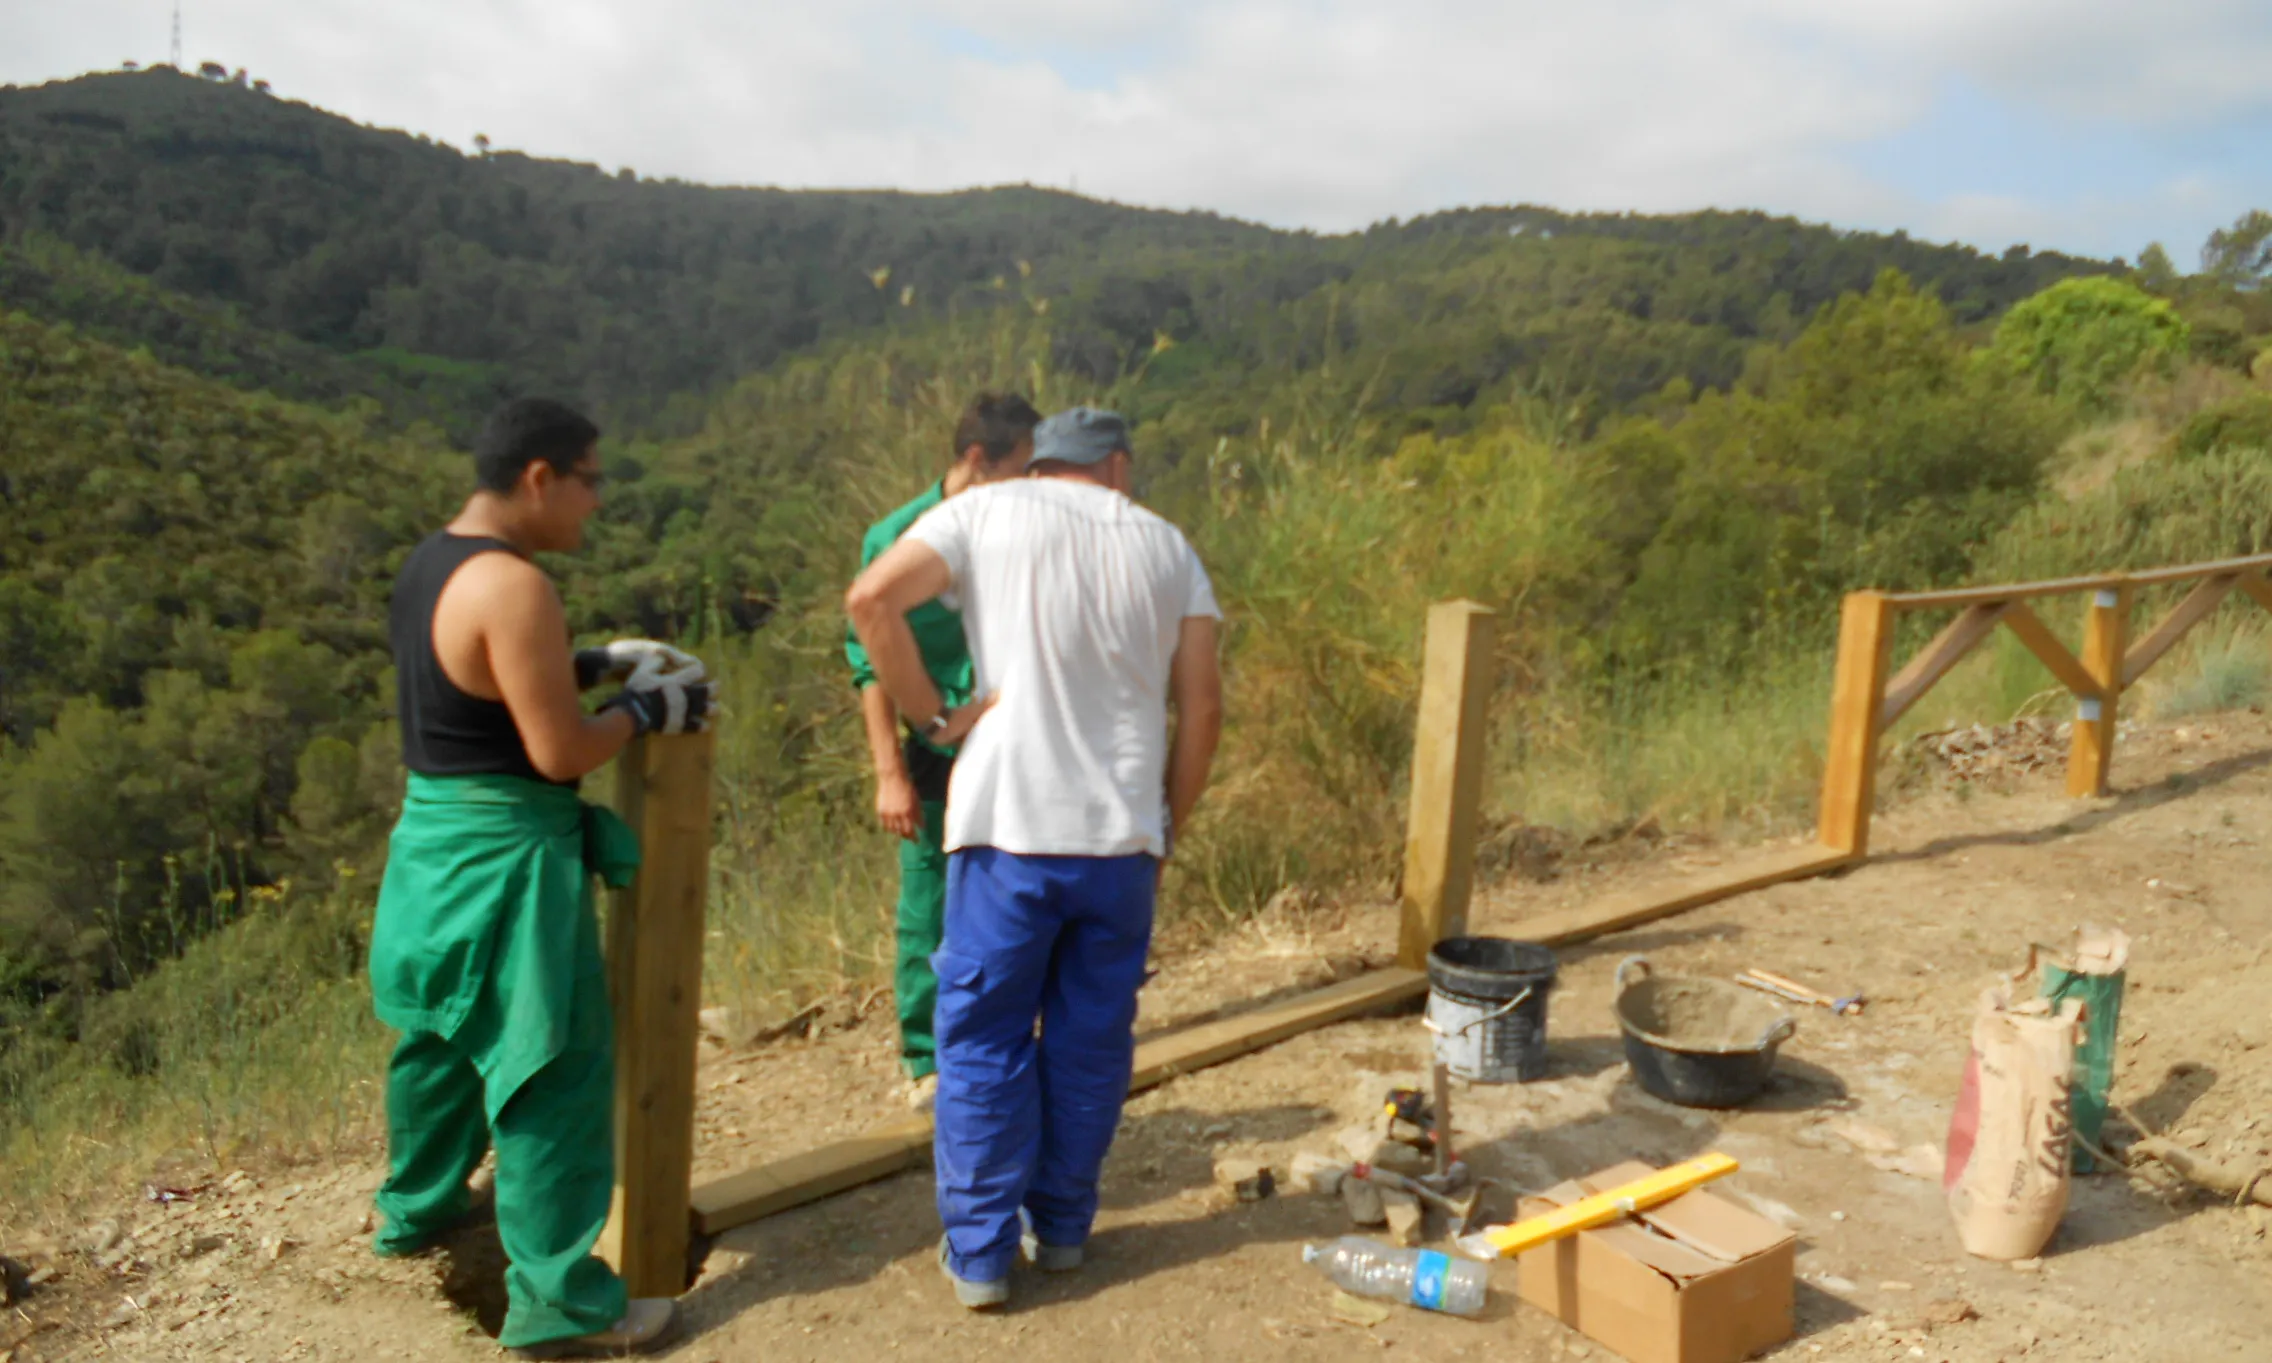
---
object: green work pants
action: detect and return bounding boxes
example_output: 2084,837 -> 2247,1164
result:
373,968 -> 627,1350
895,799 -> 948,1080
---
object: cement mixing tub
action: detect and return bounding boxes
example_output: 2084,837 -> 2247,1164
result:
1613,956 -> 1796,1109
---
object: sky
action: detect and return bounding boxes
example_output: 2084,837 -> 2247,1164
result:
5,0 -> 2269,264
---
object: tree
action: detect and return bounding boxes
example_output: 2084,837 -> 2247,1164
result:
2136,242 -> 2178,292
473,133 -> 490,156
2202,210 -> 2272,291
196,61 -> 227,81
1986,275 -> 2190,412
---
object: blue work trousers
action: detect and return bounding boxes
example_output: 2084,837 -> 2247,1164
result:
933,846 -> 1157,1283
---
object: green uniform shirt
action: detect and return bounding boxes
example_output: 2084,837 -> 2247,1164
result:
845,480 -> 973,756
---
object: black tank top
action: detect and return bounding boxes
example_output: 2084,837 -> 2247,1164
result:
390,531 -> 555,783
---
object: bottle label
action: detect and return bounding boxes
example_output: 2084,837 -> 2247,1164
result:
1409,1251 -> 1450,1310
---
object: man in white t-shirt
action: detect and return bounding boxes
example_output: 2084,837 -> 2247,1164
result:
845,406 -> 1224,1311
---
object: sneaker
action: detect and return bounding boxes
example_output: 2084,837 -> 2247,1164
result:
905,1074 -> 938,1113
1018,1208 -> 1084,1273
937,1236 -> 1008,1310
511,1298 -> 679,1358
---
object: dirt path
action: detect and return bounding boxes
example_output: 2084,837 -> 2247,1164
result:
8,717 -> 2272,1362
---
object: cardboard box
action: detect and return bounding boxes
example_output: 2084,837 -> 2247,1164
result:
1514,1160 -> 1795,1363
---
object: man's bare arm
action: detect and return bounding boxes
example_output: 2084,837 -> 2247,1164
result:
862,683 -> 923,840
1164,616 -> 1224,848
485,560 -> 638,781
846,539 -> 990,745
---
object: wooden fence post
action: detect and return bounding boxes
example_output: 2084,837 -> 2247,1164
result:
1397,600 -> 1495,972
599,729 -> 716,1296
2067,583 -> 2131,798
1816,591 -> 1895,857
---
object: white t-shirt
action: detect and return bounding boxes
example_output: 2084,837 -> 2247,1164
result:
903,477 -> 1221,858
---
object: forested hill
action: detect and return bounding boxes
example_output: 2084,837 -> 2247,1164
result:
1,68 -> 2109,435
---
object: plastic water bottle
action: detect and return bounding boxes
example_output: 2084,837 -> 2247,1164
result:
1302,1236 -> 1489,1316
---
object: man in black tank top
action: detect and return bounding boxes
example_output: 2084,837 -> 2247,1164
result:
366,398 -> 706,1358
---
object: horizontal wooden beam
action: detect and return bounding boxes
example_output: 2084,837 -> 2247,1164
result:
689,844 -> 1862,1237
2122,574 -> 2235,689
1130,966 -> 1429,1091
2126,553 -> 2272,588
1880,604 -> 2007,730
1998,602 -> 2102,700
1879,551 -> 2272,612
1881,574 -> 2119,612
690,1120 -> 933,1237
691,969 -> 1430,1236
1503,843 -> 1858,945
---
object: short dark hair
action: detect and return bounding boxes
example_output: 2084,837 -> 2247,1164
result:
473,398 -> 600,493
952,392 -> 1042,464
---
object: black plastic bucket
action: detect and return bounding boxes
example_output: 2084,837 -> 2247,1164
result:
1425,937 -> 1558,1082
1613,957 -> 1796,1109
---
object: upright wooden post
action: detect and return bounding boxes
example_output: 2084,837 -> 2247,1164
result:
599,730 -> 716,1297
2067,582 -> 2131,798
1398,600 -> 1495,971
1816,591 -> 1895,857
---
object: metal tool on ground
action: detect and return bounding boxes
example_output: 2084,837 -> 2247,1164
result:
1465,1152 -> 1740,1259
1737,967 -> 1864,1016
1351,1163 -> 1506,1238
1430,1060 -> 1452,1181
1380,1085 -> 1439,1155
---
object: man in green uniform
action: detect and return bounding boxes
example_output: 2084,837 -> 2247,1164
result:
369,397 -> 710,1359
846,392 -> 1040,1108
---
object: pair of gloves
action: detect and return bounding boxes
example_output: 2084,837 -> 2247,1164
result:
576,640 -> 714,736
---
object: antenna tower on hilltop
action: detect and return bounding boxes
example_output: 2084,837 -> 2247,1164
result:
170,2 -> 183,68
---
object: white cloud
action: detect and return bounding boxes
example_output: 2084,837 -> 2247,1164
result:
3,0 -> 2266,258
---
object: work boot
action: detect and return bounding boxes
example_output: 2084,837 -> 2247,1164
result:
937,1237 -> 1008,1310
1018,1208 -> 1083,1272
511,1298 -> 678,1358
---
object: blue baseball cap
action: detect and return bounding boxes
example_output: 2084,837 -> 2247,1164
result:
1032,407 -> 1133,466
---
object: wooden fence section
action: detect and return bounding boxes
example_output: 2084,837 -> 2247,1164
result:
654,553 -> 2272,1251
1824,550 -> 2272,855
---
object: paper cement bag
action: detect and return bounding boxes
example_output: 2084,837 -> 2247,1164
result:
1943,986 -> 2085,1260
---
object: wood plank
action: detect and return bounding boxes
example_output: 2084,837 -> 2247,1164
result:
690,969 -> 1429,1237
2121,574 -> 2236,688
598,731 -> 717,1296
1817,592 -> 1896,856
1880,573 -> 2119,612
1879,604 -> 2007,730
1397,601 -> 1496,969
2124,551 -> 2272,587
1879,551 -> 2272,611
1504,844 -> 1858,946
691,1120 -> 933,1236
1129,967 -> 1429,1091
687,843 -> 1861,1239
2067,583 -> 2131,799
1998,602 -> 2101,700
2235,574 -> 2272,616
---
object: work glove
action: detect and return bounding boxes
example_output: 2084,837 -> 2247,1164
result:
601,678 -> 713,736
574,639 -> 706,691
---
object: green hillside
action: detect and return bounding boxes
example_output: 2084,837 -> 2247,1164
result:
3,69 -> 2110,438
